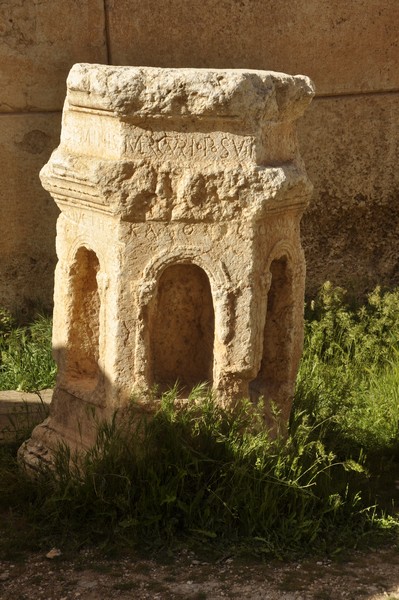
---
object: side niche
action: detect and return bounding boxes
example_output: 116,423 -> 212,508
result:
64,246 -> 101,392
249,256 -> 295,420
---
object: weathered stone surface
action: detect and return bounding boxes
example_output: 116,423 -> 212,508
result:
0,0 -> 107,112
299,93 -> 399,296
106,0 -> 399,96
19,65 -> 314,467
0,114 -> 61,313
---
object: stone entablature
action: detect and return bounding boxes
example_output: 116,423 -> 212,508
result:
45,65 -> 313,220
20,64 -> 314,468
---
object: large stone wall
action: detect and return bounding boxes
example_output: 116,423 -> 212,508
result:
1,0 -> 398,314
0,0 -> 107,314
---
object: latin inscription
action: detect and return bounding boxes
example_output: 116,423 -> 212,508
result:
63,127 -> 121,157
124,132 -> 255,163
62,113 -> 122,158
62,112 -> 255,163
64,209 -> 108,233
63,112 -> 256,163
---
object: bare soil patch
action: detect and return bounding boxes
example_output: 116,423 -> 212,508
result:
1,546 -> 399,599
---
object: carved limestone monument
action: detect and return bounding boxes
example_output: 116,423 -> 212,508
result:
19,64 -> 314,468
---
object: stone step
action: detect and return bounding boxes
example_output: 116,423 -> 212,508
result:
0,389 -> 52,444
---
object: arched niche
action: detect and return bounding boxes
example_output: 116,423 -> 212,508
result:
249,255 -> 294,404
65,246 -> 101,392
150,263 -> 215,394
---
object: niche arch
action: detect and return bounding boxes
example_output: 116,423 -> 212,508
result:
134,247 -> 232,392
137,247 -> 231,306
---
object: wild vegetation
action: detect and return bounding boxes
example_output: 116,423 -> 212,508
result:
0,308 -> 56,392
0,283 -> 399,559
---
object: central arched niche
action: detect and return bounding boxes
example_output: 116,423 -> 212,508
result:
150,263 -> 215,394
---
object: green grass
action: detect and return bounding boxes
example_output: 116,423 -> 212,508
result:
0,390 -> 378,558
1,284 -> 399,558
295,282 -> 399,459
0,308 -> 56,392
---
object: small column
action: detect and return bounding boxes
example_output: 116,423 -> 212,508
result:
19,64 -> 314,469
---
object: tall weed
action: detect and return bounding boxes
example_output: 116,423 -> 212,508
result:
295,282 -> 399,458
2,390 -> 375,556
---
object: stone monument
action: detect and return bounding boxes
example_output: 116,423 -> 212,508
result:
19,64 -> 314,469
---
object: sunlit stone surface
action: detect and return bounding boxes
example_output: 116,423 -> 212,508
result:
19,64 -> 314,469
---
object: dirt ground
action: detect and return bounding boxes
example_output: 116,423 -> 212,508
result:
1,545 -> 399,599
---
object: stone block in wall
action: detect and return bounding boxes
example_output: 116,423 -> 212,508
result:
0,114 -> 61,313
106,0 -> 399,95
0,0 -> 107,112
298,93 -> 399,297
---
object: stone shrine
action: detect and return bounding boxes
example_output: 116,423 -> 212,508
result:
20,64 -> 314,468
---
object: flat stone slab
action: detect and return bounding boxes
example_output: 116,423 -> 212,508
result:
0,389 -> 52,444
